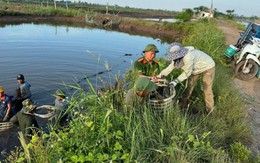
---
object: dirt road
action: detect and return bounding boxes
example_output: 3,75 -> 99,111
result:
217,19 -> 260,155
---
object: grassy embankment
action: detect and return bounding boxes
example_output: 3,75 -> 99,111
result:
0,3 -> 84,17
0,1 -> 176,17
2,5 -> 259,162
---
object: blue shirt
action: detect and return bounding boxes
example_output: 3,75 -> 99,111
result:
0,95 -> 12,118
19,81 -> 31,100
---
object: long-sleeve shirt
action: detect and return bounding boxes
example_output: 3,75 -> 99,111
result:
19,81 -> 31,100
134,57 -> 160,77
159,47 -> 215,82
10,111 -> 38,138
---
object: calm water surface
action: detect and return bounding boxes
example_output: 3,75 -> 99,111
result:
0,23 -> 169,104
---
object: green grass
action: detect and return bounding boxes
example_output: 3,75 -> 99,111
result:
0,3 -> 85,17
4,19 -> 259,162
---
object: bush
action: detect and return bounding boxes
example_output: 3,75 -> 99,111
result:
230,142 -> 253,162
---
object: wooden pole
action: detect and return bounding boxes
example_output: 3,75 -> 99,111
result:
54,0 -> 56,9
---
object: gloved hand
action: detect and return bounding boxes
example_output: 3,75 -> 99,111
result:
169,80 -> 178,87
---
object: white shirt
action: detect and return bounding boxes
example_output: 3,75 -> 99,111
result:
159,46 -> 215,82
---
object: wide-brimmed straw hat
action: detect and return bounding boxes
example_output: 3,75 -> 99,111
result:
54,89 -> 66,98
22,99 -> 36,114
166,42 -> 188,61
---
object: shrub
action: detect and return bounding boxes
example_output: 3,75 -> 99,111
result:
230,142 -> 253,162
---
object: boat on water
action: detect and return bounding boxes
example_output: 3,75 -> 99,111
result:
103,18 -> 121,28
85,17 -> 100,26
85,15 -> 121,28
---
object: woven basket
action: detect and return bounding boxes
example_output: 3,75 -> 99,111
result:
0,122 -> 13,132
149,85 -> 176,113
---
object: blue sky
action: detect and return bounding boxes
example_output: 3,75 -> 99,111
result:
79,0 -> 259,17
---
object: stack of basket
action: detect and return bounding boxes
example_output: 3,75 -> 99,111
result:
0,122 -> 13,132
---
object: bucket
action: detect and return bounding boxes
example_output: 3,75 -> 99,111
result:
225,45 -> 238,58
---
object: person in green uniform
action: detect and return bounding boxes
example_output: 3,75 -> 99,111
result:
134,44 -> 160,83
125,77 -> 158,108
10,99 -> 39,139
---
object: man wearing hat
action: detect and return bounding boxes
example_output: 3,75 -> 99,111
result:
10,99 -> 39,139
125,77 -> 158,108
0,86 -> 12,121
16,74 -> 32,101
134,44 -> 160,83
53,89 -> 69,126
158,42 -> 215,114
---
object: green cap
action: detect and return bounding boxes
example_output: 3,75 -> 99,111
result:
134,77 -> 158,93
143,44 -> 159,53
55,89 -> 66,98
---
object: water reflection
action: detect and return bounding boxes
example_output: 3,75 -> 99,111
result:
0,23 -> 169,104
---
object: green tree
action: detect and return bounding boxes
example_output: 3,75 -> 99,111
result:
175,8 -> 194,22
226,9 -> 235,19
193,7 -> 201,14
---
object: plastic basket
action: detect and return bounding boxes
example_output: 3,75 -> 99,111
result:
149,86 -> 176,113
0,122 -> 13,132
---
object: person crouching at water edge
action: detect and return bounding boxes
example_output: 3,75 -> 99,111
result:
125,77 -> 158,108
10,99 -> 39,139
134,44 -> 160,83
158,42 -> 215,114
53,89 -> 69,127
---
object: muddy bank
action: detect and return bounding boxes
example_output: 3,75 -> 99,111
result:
118,12 -> 175,19
118,19 -> 181,42
0,15 -> 181,42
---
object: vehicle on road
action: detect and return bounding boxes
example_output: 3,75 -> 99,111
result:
225,22 -> 260,80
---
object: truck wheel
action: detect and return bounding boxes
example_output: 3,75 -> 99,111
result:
235,59 -> 258,81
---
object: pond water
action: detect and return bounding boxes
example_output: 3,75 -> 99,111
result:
0,23 -> 169,105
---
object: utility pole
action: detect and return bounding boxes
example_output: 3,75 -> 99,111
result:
54,0 -> 57,9
208,0 -> 213,20
106,3 -> 108,15
66,0 -> 68,10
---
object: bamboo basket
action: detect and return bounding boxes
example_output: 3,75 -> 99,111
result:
149,79 -> 176,113
33,105 -> 60,119
0,122 -> 13,132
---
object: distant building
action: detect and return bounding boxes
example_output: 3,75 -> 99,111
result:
198,11 -> 214,19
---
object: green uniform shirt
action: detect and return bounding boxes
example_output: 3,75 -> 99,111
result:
10,111 -> 38,138
125,88 -> 149,109
134,57 -> 160,77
